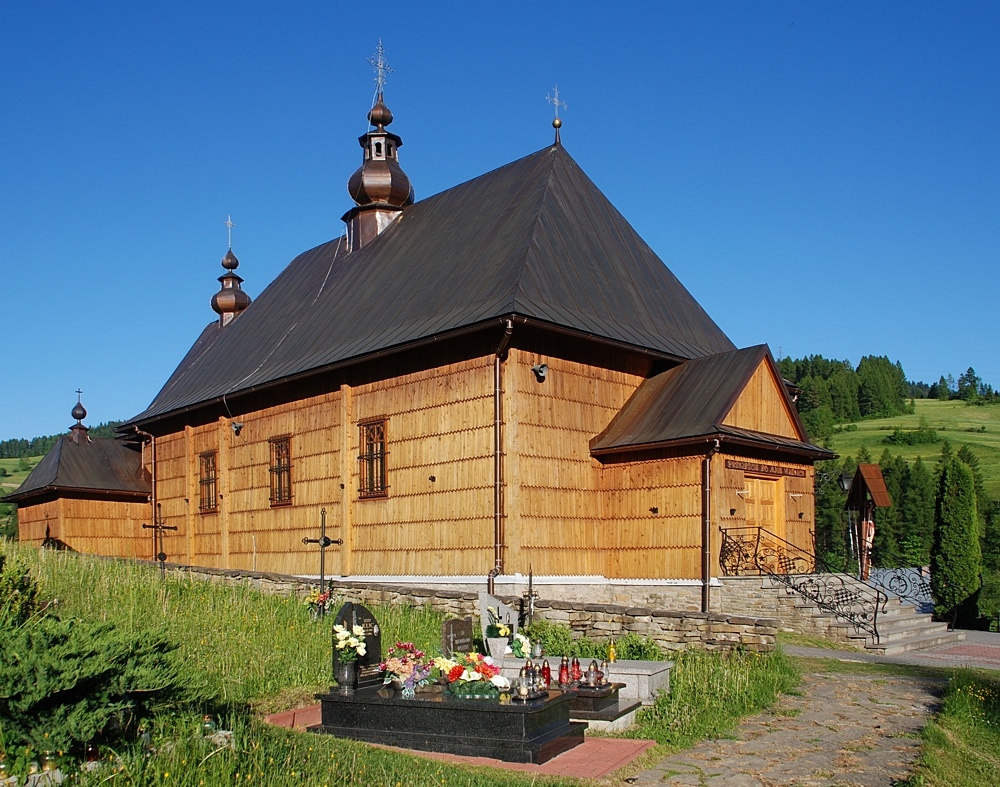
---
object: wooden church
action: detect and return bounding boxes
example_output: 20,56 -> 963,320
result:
7,83 -> 832,604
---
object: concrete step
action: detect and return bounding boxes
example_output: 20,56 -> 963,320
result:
865,629 -> 966,656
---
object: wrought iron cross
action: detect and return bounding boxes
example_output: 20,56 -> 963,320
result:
367,39 -> 393,91
225,215 -> 235,250
546,85 -> 567,119
302,507 -> 342,598
521,564 -> 539,627
142,503 -> 178,579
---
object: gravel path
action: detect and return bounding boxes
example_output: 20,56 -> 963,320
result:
624,670 -> 944,786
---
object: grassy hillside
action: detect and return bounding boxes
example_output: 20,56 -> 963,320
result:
0,455 -> 41,495
826,400 -> 1000,499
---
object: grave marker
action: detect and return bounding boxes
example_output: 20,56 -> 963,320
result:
441,617 -> 474,659
332,602 -> 383,689
478,592 -> 517,643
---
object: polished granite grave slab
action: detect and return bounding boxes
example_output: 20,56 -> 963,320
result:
312,687 -> 586,764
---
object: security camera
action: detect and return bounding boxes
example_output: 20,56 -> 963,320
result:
531,363 -> 548,382
232,422 -> 244,436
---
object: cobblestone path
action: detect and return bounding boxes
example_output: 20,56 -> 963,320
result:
625,671 -> 945,786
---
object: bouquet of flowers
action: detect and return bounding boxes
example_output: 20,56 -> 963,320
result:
511,632 -> 531,658
485,607 -> 511,639
438,652 -> 511,698
333,623 -> 367,662
304,587 -> 332,617
380,642 -> 433,694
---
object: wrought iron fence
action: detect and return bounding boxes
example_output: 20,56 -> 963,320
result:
868,544 -> 933,613
720,526 -> 889,642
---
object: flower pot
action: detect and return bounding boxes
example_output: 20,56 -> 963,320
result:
335,660 -> 357,695
487,636 -> 509,662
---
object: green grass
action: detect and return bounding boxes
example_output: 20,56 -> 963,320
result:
827,400 -> 1000,498
901,670 -> 1000,786
0,456 -> 40,493
2,542 -> 807,786
623,647 -> 800,749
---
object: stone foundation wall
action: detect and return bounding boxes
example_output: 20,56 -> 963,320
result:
718,576 -> 858,646
156,562 -> 776,653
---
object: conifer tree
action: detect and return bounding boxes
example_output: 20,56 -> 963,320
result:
900,456 -> 935,565
930,457 -> 982,623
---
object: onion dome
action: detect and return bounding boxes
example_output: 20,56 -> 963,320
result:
69,394 -> 89,444
342,92 -> 414,250
211,248 -> 252,327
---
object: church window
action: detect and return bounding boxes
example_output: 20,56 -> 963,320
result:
358,418 -> 388,499
269,435 -> 293,506
198,451 -> 217,512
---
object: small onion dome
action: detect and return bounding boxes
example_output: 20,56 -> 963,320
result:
368,97 -> 393,129
72,400 -> 87,422
347,92 -> 414,209
211,249 -> 251,324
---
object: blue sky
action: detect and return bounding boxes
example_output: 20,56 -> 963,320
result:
1,2 -> 998,441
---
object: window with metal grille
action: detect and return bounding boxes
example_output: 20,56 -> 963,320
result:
358,419 -> 388,499
269,435 -> 293,506
198,451 -> 217,512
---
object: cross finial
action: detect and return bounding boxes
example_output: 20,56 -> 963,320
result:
75,388 -> 83,403
546,85 -> 568,119
367,39 -> 393,92
225,215 -> 236,250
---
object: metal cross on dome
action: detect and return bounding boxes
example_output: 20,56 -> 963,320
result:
224,215 -> 235,250
367,39 -> 393,91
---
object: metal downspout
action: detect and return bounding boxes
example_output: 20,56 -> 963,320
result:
702,438 -> 720,613
488,317 -> 514,594
135,427 -> 157,560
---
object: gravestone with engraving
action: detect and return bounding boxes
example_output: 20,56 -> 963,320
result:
332,602 -> 383,689
441,617 -> 474,659
478,592 -> 518,643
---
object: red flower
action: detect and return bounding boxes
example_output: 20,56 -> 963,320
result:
447,665 -> 466,682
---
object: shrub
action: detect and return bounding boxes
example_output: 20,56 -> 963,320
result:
0,556 -> 193,757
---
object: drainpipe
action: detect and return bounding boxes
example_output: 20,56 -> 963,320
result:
135,427 -> 157,560
489,317 -> 514,594
702,438 -> 720,613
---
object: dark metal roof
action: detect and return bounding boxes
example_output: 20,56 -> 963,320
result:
2,435 -> 150,503
129,144 -> 733,426
590,345 -> 833,460
846,464 -> 893,509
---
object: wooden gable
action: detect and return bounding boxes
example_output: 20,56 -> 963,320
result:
721,358 -> 802,441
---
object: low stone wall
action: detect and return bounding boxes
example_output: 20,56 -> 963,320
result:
719,575 -> 858,646
155,562 -> 777,653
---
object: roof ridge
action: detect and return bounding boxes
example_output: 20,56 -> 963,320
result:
510,146 -> 563,313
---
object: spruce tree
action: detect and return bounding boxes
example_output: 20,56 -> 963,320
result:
900,456 -> 935,565
930,457 -> 982,623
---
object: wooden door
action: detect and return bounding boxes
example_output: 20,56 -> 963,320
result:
744,477 -> 782,542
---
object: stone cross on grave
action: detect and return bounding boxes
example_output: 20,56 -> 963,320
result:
141,502 -> 178,579
302,508 -> 342,599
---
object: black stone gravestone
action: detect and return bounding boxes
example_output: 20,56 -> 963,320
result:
441,617 -> 474,659
332,602 -> 383,689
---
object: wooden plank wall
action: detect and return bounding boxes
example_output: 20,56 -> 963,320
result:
597,457 -> 703,579
722,361 -> 800,439
17,497 -> 150,558
350,356 -> 494,575
148,356 -> 495,577
505,349 -> 645,577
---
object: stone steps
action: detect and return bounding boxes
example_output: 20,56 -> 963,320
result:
774,577 -> 965,655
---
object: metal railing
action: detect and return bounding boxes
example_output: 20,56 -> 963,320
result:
868,544 -> 933,614
720,526 -> 889,642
